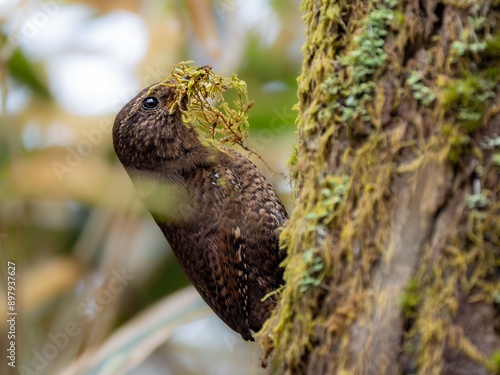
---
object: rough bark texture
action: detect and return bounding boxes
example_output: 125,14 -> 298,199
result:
259,0 -> 500,374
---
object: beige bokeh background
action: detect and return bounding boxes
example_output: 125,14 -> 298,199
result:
0,1 -> 303,374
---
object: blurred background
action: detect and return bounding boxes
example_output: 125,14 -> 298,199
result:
0,0 -> 301,374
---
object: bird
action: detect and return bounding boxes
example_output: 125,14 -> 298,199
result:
112,81 -> 288,341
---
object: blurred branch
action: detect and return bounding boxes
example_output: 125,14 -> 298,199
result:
184,0 -> 221,59
57,287 -> 209,375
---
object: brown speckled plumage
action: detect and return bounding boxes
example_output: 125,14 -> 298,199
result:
112,82 -> 287,341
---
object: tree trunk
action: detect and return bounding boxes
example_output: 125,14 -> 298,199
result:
259,0 -> 500,374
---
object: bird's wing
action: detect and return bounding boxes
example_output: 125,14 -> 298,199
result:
217,166 -> 255,340
226,153 -> 288,332
189,165 -> 254,341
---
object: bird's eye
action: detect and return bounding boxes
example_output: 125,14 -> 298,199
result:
142,96 -> 159,110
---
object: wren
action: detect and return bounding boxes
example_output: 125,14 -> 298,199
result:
112,82 -> 288,341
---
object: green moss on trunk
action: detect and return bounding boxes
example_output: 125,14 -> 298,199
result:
259,0 -> 500,374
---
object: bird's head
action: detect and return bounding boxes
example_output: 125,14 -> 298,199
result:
112,82 -> 205,173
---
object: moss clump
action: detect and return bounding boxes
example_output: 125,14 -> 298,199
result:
466,192 -> 490,210
401,278 -> 422,316
286,144 -> 299,192
449,15 -> 488,59
493,153 -> 500,166
485,33 -> 500,56
406,71 -> 436,106
341,4 -> 395,82
150,61 -> 253,150
305,174 -> 349,225
320,0 -> 398,124
492,351 -> 500,372
440,74 -> 496,132
298,248 -> 324,292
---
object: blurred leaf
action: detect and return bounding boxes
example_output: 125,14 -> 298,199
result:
57,287 -> 210,375
7,47 -> 51,99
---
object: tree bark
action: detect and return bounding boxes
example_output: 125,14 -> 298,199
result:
259,0 -> 500,374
